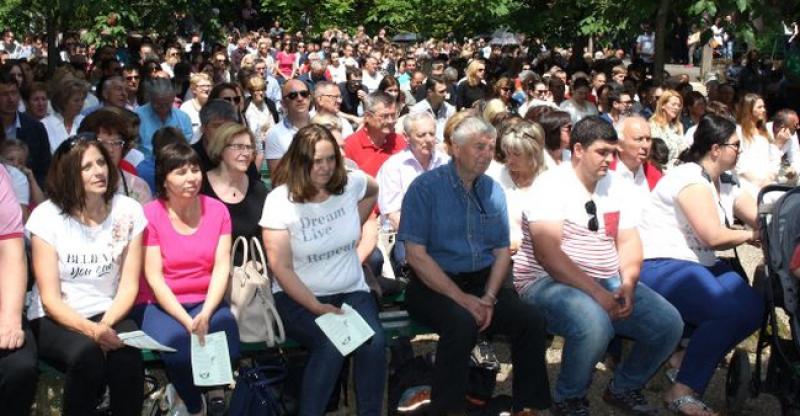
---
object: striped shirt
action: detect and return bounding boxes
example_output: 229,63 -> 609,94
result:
512,163 -> 639,293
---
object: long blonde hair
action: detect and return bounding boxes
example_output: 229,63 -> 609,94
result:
465,59 -> 485,87
650,89 -> 684,134
736,93 -> 769,143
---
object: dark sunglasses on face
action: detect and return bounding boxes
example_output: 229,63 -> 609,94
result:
284,90 -> 310,100
222,96 -> 242,104
585,200 -> 598,232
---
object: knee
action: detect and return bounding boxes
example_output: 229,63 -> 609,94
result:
564,314 -> 614,351
2,355 -> 37,386
70,340 -> 105,371
440,308 -> 479,346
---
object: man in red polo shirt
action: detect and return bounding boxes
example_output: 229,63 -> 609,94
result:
344,91 -> 407,177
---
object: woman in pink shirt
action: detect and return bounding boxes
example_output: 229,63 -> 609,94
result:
133,142 -> 239,416
275,42 -> 297,80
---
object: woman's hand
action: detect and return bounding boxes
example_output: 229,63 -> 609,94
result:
0,320 -> 24,350
191,312 -> 211,346
312,303 -> 343,316
92,322 -> 124,352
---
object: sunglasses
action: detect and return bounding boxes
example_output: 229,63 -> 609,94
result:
284,90 -> 310,100
125,75 -> 140,81
585,200 -> 598,232
54,132 -> 98,157
222,96 -> 242,104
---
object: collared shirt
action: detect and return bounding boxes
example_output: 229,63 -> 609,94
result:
409,99 -> 456,143
42,112 -> 85,153
343,128 -> 407,177
376,147 -> 450,226
135,104 -> 194,160
397,160 -> 510,274
4,112 -> 21,139
264,117 -> 302,161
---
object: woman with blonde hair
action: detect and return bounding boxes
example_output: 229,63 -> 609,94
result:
42,76 -> 88,152
179,73 -> 213,143
649,89 -> 685,165
735,93 -> 781,192
455,59 -> 490,110
492,76 -> 517,113
487,121 -> 546,254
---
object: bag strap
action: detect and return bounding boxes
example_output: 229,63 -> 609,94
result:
231,236 -> 250,269
249,236 -> 286,346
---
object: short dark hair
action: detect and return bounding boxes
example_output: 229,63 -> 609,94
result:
425,75 -> 446,92
155,142 -> 200,198
271,124 -> 347,203
570,115 -> 617,151
0,65 -> 19,88
199,99 -> 239,126
78,108 -> 132,149
47,135 -> 119,215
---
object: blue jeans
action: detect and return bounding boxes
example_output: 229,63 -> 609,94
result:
274,290 -> 386,416
132,302 -> 240,414
640,259 -> 763,394
519,275 -> 683,401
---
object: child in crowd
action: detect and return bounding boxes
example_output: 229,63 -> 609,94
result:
0,139 -> 45,215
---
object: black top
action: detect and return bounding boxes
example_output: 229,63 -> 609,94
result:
15,112 -> 51,188
200,175 -> 268,264
455,81 -> 490,110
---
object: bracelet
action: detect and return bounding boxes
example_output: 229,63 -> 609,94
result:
484,292 -> 498,304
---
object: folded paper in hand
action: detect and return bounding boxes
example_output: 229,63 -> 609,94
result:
314,303 -> 375,356
118,331 -> 176,352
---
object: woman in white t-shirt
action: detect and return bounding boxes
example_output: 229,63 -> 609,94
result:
27,133 -> 146,415
638,115 -> 763,416
179,73 -> 212,144
261,125 -> 385,415
487,121 -> 546,254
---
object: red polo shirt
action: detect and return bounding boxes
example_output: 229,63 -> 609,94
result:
343,128 -> 407,177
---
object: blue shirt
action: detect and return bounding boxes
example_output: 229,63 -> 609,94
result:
135,104 -> 194,160
397,160 -> 509,274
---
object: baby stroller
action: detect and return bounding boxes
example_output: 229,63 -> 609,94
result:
726,184 -> 800,415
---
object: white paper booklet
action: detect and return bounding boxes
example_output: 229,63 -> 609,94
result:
190,332 -> 234,386
314,303 -> 375,356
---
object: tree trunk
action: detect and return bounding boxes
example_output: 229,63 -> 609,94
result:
653,0 -> 671,84
46,12 -> 57,79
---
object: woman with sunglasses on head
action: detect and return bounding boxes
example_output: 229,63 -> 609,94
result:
133,142 -> 239,416
79,108 -> 152,204
27,133 -> 146,416
638,115 -> 763,416
261,124 -> 384,416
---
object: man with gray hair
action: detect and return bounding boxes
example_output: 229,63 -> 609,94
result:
312,80 -> 353,137
611,115 -> 660,199
343,91 -> 407,177
81,76 -> 128,116
299,56 -> 327,91
135,78 -> 193,160
397,116 -> 551,414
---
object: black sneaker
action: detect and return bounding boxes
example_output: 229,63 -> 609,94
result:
206,396 -> 226,416
602,385 -> 658,415
551,397 -> 591,416
470,339 -> 500,371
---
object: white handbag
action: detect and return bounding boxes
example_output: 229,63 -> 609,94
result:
227,236 -> 286,346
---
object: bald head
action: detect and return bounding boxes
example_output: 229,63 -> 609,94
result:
282,79 -> 311,117
617,115 -> 652,170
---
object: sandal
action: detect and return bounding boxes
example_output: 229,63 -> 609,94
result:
665,367 -> 679,384
665,395 -> 717,416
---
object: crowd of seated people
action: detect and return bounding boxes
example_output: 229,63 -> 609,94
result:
1,22 -> 800,416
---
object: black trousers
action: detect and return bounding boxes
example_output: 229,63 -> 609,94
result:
0,317 -> 38,416
31,314 -> 144,416
405,268 -> 551,413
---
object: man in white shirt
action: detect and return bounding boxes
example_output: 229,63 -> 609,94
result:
265,80 -> 311,173
611,116 -> 659,203
513,116 -> 682,416
409,76 -> 455,143
361,56 -> 383,94
768,109 -> 800,180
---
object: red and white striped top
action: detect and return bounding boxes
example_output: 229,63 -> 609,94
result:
512,164 -> 639,293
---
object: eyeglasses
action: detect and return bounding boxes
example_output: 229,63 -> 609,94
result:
125,75 -> 140,81
534,89 -> 548,94
221,96 -> 242,104
320,94 -> 342,100
98,139 -> 125,149
370,112 -> 396,121
500,87 -> 511,92
585,200 -> 598,232
226,143 -> 255,153
284,90 -> 310,100
721,142 -> 741,151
